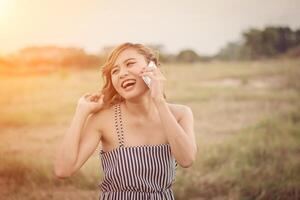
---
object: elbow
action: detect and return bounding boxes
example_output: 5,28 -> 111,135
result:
54,160 -> 74,179
54,165 -> 72,179
54,153 -> 77,179
180,157 -> 195,168
179,147 -> 197,168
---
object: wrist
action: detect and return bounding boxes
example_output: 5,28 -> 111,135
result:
75,106 -> 90,118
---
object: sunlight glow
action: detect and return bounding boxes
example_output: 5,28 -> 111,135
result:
0,0 -> 11,19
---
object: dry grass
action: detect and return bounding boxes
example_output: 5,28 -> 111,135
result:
0,58 -> 300,199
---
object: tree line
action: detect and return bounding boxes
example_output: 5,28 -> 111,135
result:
0,26 -> 299,69
216,26 -> 300,60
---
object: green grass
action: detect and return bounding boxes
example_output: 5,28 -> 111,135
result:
173,109 -> 300,200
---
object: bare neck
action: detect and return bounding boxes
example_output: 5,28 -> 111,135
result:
122,96 -> 159,121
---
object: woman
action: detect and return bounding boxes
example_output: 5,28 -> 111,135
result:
54,42 -> 197,199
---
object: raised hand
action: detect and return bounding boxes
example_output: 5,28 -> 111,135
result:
76,91 -> 104,115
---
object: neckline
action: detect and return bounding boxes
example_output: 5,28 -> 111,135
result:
100,143 -> 170,155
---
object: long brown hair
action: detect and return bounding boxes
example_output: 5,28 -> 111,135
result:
99,42 -> 166,109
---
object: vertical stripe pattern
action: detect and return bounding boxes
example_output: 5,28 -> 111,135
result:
98,103 -> 178,200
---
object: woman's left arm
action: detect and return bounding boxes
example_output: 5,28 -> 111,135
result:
139,64 -> 197,168
154,99 -> 197,168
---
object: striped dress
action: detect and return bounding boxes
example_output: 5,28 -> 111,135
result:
98,103 -> 178,200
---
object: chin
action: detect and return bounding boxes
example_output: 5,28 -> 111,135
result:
119,87 -> 149,101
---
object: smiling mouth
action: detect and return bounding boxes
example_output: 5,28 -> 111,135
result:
121,79 -> 137,89
122,83 -> 136,91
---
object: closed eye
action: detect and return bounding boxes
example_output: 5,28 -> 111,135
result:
111,68 -> 119,74
111,62 -> 135,74
127,62 -> 135,66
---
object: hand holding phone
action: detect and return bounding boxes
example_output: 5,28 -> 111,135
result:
142,61 -> 157,88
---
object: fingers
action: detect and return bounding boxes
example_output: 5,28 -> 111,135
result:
90,94 -> 99,101
139,67 -> 155,77
140,67 -> 155,74
83,92 -> 103,102
140,71 -> 155,78
139,71 -> 167,81
139,67 -> 157,78
143,68 -> 155,72
93,93 -> 104,103
83,92 -> 92,97
139,65 -> 164,77
96,94 -> 104,105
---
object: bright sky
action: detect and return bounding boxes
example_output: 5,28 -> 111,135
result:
0,0 -> 299,56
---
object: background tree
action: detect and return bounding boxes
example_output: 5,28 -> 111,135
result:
177,49 -> 201,63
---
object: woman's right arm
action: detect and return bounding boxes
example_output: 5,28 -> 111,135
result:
54,92 -> 104,178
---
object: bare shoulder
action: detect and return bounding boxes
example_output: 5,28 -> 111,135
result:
167,103 -> 193,122
88,105 -> 114,137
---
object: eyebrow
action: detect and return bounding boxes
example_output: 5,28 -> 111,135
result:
112,58 -> 136,69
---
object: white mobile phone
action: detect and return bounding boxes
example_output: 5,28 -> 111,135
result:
142,61 -> 157,88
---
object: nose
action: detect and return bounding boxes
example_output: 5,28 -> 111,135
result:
119,67 -> 129,79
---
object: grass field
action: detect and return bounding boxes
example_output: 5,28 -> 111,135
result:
0,59 -> 299,200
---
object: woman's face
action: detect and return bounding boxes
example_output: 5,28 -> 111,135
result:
110,48 -> 149,100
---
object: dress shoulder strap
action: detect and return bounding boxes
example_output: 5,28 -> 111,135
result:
114,103 -> 125,147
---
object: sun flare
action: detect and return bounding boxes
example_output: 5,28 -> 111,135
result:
0,0 -> 11,18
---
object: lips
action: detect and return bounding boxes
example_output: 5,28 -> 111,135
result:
121,79 -> 136,89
